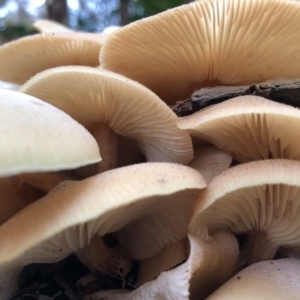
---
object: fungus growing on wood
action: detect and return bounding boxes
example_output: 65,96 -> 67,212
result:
178,96 -> 300,162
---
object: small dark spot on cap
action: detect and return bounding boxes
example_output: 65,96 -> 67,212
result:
237,276 -> 241,280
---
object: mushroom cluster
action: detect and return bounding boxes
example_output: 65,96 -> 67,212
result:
1,0 -> 300,299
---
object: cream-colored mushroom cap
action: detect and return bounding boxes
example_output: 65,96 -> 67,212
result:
0,32 -> 104,84
33,19 -> 74,33
206,258 -> 300,300
0,89 -> 100,176
190,159 -> 300,264
100,0 -> 300,104
0,163 -> 206,299
20,66 -> 193,166
189,145 -> 232,183
178,96 -> 300,162
90,232 -> 238,300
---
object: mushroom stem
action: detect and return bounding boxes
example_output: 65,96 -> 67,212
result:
75,234 -> 132,283
90,122 -> 119,174
18,171 -> 78,193
247,230 -> 278,265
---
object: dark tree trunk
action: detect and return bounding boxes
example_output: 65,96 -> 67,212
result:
46,0 -> 68,25
120,0 -> 130,25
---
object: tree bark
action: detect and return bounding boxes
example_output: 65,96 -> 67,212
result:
46,0 -> 68,25
120,0 -> 130,25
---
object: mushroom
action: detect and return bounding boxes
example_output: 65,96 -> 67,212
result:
33,19 -> 74,33
100,0 -> 300,104
20,66 -> 193,175
0,162 -> 206,299
206,258 -> 300,299
190,159 -> 300,265
0,89 -> 100,177
89,232 -> 239,300
0,32 -> 105,84
189,145 -> 232,183
0,88 -> 100,221
178,95 -> 300,162
136,238 -> 188,286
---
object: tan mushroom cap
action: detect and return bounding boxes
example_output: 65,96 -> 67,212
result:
190,159 -> 300,264
0,163 -> 205,299
136,238 -> 188,286
0,89 -> 100,176
33,19 -> 74,33
90,232 -> 238,300
178,96 -> 300,162
206,258 -> 300,300
20,66 -> 193,165
100,0 -> 300,104
189,145 -> 232,183
0,32 -> 105,84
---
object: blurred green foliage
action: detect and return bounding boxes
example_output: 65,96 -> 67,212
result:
131,0 -> 187,20
0,22 -> 37,43
0,0 -> 187,42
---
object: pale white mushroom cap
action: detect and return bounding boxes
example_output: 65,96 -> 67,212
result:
0,79 -> 19,90
206,258 -> 300,299
0,163 -> 205,299
0,89 -> 100,176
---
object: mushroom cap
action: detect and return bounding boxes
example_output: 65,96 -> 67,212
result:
136,238 -> 188,286
100,0 -> 300,104
90,232 -> 239,300
0,89 -> 100,176
0,163 -> 206,299
206,258 -> 300,300
178,96 -> 300,162
0,32 -> 104,84
20,66 -> 193,165
33,19 -> 74,33
190,159 -> 300,254
189,145 -> 232,183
